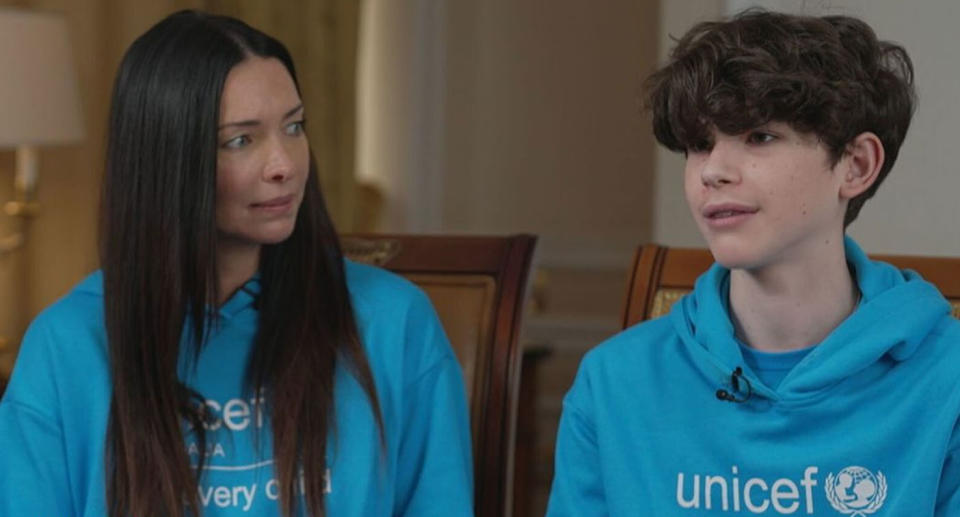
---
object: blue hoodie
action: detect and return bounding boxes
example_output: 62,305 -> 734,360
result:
547,237 -> 960,516
0,261 -> 473,517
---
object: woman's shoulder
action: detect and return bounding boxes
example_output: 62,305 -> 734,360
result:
30,271 -> 105,331
6,271 -> 110,413
342,259 -> 452,371
344,259 -> 433,317
23,270 -> 107,361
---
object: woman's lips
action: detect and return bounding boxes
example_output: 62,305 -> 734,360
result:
251,194 -> 295,213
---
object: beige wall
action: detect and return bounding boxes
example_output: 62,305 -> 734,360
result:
444,1 -> 659,267
360,0 -> 660,268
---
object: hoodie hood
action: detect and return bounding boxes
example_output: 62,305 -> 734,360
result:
670,236 -> 951,403
74,270 -> 260,320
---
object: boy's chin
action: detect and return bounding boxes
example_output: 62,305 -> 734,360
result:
706,244 -> 767,271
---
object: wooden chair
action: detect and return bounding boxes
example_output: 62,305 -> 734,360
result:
622,244 -> 960,328
342,233 -> 537,517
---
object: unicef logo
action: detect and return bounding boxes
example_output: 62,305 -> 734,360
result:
825,466 -> 887,516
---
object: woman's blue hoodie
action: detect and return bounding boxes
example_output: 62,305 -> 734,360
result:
0,261 -> 473,516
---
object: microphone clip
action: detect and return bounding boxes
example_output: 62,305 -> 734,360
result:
715,366 -> 753,403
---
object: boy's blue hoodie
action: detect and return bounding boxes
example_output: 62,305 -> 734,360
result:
0,261 -> 474,517
547,237 -> 960,516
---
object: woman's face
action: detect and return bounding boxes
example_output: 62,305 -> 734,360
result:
215,56 -> 309,251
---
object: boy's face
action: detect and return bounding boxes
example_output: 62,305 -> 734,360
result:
684,122 -> 848,270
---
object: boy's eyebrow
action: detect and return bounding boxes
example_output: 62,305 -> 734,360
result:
218,103 -> 304,130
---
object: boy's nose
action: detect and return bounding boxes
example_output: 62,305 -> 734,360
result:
699,141 -> 739,188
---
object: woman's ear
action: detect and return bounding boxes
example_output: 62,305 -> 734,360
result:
839,132 -> 885,200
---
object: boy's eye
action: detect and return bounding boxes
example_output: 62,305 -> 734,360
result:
746,131 -> 776,144
686,139 -> 713,154
285,120 -> 306,136
222,135 -> 251,150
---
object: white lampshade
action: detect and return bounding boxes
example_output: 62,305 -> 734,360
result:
0,8 -> 84,147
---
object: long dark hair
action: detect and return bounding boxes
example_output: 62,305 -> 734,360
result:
100,10 -> 382,517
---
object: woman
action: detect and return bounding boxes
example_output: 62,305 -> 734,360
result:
0,10 -> 473,517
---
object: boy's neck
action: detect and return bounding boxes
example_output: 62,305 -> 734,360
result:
728,240 -> 859,353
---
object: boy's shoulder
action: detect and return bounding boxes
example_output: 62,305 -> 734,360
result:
925,312 -> 960,354
579,314 -> 680,373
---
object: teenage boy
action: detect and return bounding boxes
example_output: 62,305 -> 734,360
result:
547,10 -> 960,516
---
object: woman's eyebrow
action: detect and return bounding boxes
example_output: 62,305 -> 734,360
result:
219,103 -> 304,129
282,103 -> 304,119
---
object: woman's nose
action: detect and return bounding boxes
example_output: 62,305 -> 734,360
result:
262,139 -> 295,182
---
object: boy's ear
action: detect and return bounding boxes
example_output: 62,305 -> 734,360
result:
839,132 -> 885,200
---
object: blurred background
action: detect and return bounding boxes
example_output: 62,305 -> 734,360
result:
1,0 -> 958,514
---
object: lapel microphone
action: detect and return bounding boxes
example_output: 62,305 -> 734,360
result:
716,366 -> 753,403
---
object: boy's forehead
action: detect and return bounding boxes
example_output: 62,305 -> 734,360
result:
705,121 -> 820,141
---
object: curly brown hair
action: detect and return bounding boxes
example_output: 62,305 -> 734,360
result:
645,9 -> 915,226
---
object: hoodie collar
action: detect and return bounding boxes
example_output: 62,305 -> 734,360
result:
218,274 -> 260,319
670,236 -> 951,403
76,270 -> 261,320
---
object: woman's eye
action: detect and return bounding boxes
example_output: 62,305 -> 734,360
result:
285,120 -> 306,136
222,135 -> 251,150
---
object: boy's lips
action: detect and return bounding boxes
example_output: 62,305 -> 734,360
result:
702,202 -> 758,228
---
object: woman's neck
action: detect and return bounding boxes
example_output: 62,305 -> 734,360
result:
216,239 -> 261,305
728,244 -> 859,353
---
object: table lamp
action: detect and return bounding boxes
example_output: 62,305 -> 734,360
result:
0,8 -> 83,361
0,8 -> 84,253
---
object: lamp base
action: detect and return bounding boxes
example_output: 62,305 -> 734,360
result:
0,232 -> 24,253
4,200 -> 40,217
1,145 -> 40,255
